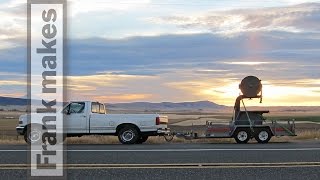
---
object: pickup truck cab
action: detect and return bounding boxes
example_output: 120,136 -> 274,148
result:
16,101 -> 169,144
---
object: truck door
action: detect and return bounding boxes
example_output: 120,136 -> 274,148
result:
89,102 -> 115,134
63,102 -> 88,134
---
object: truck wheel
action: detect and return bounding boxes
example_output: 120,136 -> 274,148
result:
136,136 -> 149,144
24,125 -> 44,145
118,126 -> 140,144
234,129 -> 251,144
255,128 -> 272,144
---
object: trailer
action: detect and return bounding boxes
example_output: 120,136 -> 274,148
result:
166,76 -> 296,144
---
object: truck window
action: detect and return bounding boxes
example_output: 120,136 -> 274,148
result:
99,104 -> 105,114
63,102 -> 85,114
91,103 -> 100,114
92,102 -> 105,114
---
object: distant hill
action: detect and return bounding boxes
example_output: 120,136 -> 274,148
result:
107,101 -> 226,111
0,97 -> 27,106
0,97 -> 224,110
1,97 -> 319,114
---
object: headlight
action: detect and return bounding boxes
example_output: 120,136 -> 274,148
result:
18,116 -> 25,125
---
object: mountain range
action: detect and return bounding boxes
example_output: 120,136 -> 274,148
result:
1,97 -> 319,113
107,101 -> 225,111
0,96 -> 225,110
0,96 -> 28,106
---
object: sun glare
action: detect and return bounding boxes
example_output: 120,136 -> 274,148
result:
202,81 -> 320,106
263,85 -> 312,97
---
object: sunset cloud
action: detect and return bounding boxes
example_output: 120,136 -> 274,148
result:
147,3 -> 320,36
0,1 -> 318,106
65,73 -> 157,102
0,80 -> 25,86
69,0 -> 151,16
91,94 -> 153,102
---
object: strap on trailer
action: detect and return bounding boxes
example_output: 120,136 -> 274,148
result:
241,99 -> 254,133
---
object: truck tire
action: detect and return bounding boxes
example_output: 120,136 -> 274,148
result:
234,128 -> 251,144
24,125 -> 44,145
118,126 -> 140,144
254,128 -> 272,144
136,136 -> 149,144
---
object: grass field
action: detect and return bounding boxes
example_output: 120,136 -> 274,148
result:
0,110 -> 319,144
266,116 -> 320,123
3,131 -> 319,145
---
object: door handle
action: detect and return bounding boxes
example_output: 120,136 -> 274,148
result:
81,115 -> 86,118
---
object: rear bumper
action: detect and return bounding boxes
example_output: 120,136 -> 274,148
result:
157,128 -> 171,135
141,128 -> 170,136
16,126 -> 25,135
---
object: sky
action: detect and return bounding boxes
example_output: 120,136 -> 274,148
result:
0,0 -> 320,106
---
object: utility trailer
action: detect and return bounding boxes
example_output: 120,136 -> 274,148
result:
174,111 -> 296,144
167,76 -> 296,144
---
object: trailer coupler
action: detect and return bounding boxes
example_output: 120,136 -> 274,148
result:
164,132 -> 201,142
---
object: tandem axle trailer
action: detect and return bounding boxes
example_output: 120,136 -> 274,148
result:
165,76 -> 296,144
172,116 -> 296,144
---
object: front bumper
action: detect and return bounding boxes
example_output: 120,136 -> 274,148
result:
16,126 -> 25,135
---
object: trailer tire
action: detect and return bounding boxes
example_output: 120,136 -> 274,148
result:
254,128 -> 272,144
118,126 -> 140,144
234,128 -> 251,144
136,136 -> 148,144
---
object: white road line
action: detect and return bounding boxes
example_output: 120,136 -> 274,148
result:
1,162 -> 320,169
3,162 -> 320,166
0,148 -> 319,152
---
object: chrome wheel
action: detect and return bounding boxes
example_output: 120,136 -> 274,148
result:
118,126 -> 140,144
258,131 -> 269,141
237,131 -> 248,142
28,129 -> 41,143
121,130 -> 134,142
255,129 -> 272,143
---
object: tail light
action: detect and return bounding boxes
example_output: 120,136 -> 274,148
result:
156,117 -> 160,125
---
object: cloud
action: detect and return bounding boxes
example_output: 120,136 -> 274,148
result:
223,61 -> 284,66
69,0 -> 151,16
89,94 -> 153,102
0,1 -> 318,105
0,0 -> 153,48
0,92 -> 25,98
67,73 -> 155,90
0,80 -> 25,86
65,73 -> 158,102
1,31 -> 319,79
281,0 -> 320,5
147,3 -> 320,36
0,0 -> 25,49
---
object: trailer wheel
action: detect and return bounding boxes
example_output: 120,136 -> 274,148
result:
234,129 -> 251,144
118,126 -> 140,144
255,128 -> 272,144
136,136 -> 148,144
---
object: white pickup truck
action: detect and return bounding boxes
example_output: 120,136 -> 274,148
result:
16,101 -> 169,144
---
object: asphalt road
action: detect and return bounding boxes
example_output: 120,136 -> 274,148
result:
0,141 -> 319,180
